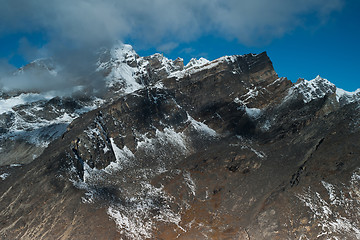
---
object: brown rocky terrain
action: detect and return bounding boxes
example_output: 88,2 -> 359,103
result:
1,47 -> 360,239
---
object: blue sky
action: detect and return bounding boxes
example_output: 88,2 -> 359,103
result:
0,0 -> 359,91
134,0 -> 360,91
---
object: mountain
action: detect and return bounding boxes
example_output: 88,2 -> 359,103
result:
0,44 -> 360,239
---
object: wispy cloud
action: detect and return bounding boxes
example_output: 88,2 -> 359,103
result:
156,42 -> 179,54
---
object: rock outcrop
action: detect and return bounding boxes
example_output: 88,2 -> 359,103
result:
1,45 -> 360,239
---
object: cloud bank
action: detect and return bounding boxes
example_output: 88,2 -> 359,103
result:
0,0 -> 344,46
0,0 -> 344,92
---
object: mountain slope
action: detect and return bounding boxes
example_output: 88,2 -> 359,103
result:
0,44 -> 188,166
1,45 -> 360,239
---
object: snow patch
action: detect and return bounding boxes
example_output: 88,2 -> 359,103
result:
103,144 -> 110,154
105,138 -> 135,172
136,127 -> 188,153
267,77 -> 285,87
234,96 -> 262,118
234,97 -> 245,105
234,136 -> 267,159
336,88 -> 360,103
10,163 -> 22,167
157,128 -> 187,152
240,87 -> 260,104
261,120 -> 272,131
247,146 -> 266,158
187,114 -> 217,137
0,173 -> 9,180
183,171 -> 196,196
297,170 -> 360,239
107,206 -> 153,240
321,181 -> 339,205
0,92 -> 54,114
153,81 -> 165,89
107,182 -> 182,240
245,107 -> 261,118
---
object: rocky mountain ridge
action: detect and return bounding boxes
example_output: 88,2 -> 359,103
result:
0,44 -> 360,239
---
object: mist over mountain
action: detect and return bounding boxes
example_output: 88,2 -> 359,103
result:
0,43 -> 359,239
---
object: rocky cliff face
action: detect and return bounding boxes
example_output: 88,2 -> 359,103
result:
0,44 -> 360,240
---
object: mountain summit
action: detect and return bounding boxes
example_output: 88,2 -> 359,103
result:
0,44 -> 360,239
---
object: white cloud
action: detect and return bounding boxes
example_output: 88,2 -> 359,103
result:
156,42 -> 179,53
0,0 -> 344,48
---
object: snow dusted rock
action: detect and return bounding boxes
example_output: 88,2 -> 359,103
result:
97,43 -> 186,96
1,43 -> 360,240
0,43 -> 204,166
288,75 -> 337,103
0,91 -> 105,166
336,87 -> 360,105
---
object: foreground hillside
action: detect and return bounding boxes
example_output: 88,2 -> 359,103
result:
1,45 -> 360,239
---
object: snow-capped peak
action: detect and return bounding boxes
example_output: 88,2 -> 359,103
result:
111,44 -> 138,63
306,75 -> 335,88
285,75 -> 360,106
96,44 -> 145,94
185,57 -> 210,69
290,75 -> 336,103
96,43 -> 188,94
17,58 -> 58,77
336,87 -> 360,103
